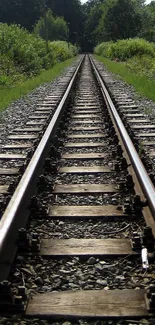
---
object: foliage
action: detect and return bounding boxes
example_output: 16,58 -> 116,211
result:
126,55 -> 155,79
46,0 -> 85,45
94,42 -> 113,57
83,0 -> 146,48
105,38 -> 155,61
84,3 -> 103,50
0,0 -> 85,48
0,0 -> 155,52
94,38 -> 155,80
138,2 -> 155,42
49,41 -> 78,64
94,36 -> 155,99
0,0 -> 42,31
95,0 -> 142,42
0,23 -> 78,89
0,23 -> 43,76
34,10 -> 69,42
0,54 -> 24,86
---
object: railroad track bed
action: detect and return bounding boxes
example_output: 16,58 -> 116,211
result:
1,56 -> 155,325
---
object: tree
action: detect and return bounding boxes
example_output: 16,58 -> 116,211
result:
95,0 -> 142,42
34,10 -> 69,41
46,0 -> 84,45
138,1 -> 155,42
0,0 -> 42,31
84,0 -> 105,12
84,2 -> 104,50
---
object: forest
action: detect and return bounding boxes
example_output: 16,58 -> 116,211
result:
1,0 -> 155,51
0,0 -> 155,52
1,0 -> 155,93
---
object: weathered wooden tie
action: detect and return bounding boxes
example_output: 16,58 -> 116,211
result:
138,133 -> 155,137
0,168 -> 19,175
0,185 -> 9,194
70,120 -> 101,124
26,121 -> 45,125
53,184 -> 119,194
14,127 -> 42,132
62,153 -> 106,159
124,114 -> 144,117
0,154 -> 26,160
49,205 -> 125,219
64,142 -> 106,148
72,114 -> 101,118
58,166 -> 111,173
26,289 -> 148,318
29,115 -> 47,119
67,134 -> 106,139
40,238 -> 136,256
132,125 -> 155,129
128,119 -> 149,123
8,135 -> 37,140
2,144 -> 32,149
69,126 -> 102,131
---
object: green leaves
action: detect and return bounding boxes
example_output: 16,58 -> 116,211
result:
33,10 -> 69,42
94,38 -> 155,81
0,23 -> 78,88
95,38 -> 155,61
94,42 -> 113,57
108,38 -> 155,61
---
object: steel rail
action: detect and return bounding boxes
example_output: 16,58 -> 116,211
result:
90,55 -> 155,219
0,55 -> 85,280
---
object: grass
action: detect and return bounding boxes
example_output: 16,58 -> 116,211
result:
95,55 -> 155,102
0,57 -> 77,111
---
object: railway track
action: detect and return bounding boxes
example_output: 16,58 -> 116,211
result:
0,54 -> 155,323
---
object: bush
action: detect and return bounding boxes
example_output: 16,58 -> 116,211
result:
0,23 -> 78,88
0,23 -> 43,75
94,38 -> 155,80
0,54 -> 25,87
107,38 -> 155,61
49,41 -> 78,63
126,54 -> 155,79
94,42 -> 112,57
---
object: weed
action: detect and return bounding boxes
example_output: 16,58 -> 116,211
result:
144,107 -> 153,115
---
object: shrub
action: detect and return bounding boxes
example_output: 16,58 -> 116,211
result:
0,23 -> 78,88
0,54 -> 25,87
0,23 -> 46,75
107,38 -> 155,61
94,38 -> 155,81
94,42 -> 113,57
126,54 -> 155,79
49,41 -> 78,63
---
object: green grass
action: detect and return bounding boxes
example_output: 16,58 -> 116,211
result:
0,57 -> 77,111
95,55 -> 155,102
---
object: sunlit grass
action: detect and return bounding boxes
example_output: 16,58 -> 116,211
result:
95,55 -> 155,102
0,57 -> 77,111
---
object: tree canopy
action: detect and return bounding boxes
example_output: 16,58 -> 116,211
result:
34,10 -> 69,42
97,0 -> 142,42
0,0 -> 155,51
0,0 -> 42,31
